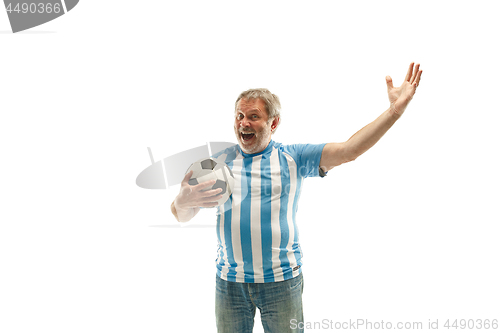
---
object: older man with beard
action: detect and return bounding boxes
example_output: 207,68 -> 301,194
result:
171,63 -> 422,333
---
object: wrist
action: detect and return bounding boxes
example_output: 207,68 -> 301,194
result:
174,197 -> 187,213
172,199 -> 191,223
389,103 -> 403,119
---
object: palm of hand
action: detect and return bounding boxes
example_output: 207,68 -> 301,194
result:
386,63 -> 422,116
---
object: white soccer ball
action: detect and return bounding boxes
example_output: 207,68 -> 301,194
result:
185,157 -> 234,206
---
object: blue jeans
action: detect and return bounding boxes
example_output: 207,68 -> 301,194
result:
215,273 -> 304,333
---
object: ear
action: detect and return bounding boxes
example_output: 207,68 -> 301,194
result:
271,116 -> 280,130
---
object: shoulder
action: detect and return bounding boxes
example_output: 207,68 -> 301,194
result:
211,143 -> 240,164
279,142 -> 327,158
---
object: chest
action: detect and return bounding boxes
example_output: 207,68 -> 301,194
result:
229,156 -> 296,201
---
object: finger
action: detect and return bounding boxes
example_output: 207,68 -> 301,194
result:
410,63 -> 420,83
200,187 -> 223,198
182,170 -> 194,184
199,201 -> 221,208
386,76 -> 394,89
196,193 -> 223,205
405,62 -> 415,82
194,179 -> 217,192
202,195 -> 224,206
414,69 -> 423,87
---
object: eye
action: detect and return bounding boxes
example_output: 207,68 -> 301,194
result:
252,115 -> 258,119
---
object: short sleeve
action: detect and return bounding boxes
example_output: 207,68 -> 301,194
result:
282,143 -> 327,178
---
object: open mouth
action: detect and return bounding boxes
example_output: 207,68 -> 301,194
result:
240,132 -> 255,142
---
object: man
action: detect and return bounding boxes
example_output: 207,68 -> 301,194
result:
171,63 -> 423,332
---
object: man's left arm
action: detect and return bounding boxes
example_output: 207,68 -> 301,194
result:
320,62 -> 423,171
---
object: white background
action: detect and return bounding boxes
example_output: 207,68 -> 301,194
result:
1,1 -> 499,332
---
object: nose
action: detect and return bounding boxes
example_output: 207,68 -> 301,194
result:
239,117 -> 250,128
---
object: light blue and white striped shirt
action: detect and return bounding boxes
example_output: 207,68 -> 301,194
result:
212,140 -> 327,283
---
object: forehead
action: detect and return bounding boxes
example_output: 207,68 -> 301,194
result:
236,98 -> 267,114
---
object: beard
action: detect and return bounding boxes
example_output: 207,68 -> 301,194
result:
235,123 -> 272,155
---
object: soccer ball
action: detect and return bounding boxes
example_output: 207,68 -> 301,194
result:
186,157 -> 234,206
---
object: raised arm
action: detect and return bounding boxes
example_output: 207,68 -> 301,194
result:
320,62 -> 423,171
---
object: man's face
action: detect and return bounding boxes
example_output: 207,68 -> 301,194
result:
234,98 -> 277,154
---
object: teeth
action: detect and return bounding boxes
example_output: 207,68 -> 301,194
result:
240,132 -> 254,141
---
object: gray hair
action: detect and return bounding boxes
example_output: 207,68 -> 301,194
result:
235,88 -> 281,134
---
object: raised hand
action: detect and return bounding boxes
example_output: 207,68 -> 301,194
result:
386,62 -> 422,116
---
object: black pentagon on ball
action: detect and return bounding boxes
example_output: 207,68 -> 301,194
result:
201,159 -> 217,170
212,179 -> 227,195
188,178 -> 199,186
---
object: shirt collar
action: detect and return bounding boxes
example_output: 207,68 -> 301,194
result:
239,140 -> 274,158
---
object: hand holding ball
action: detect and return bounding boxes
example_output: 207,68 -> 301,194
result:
182,157 -> 234,207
